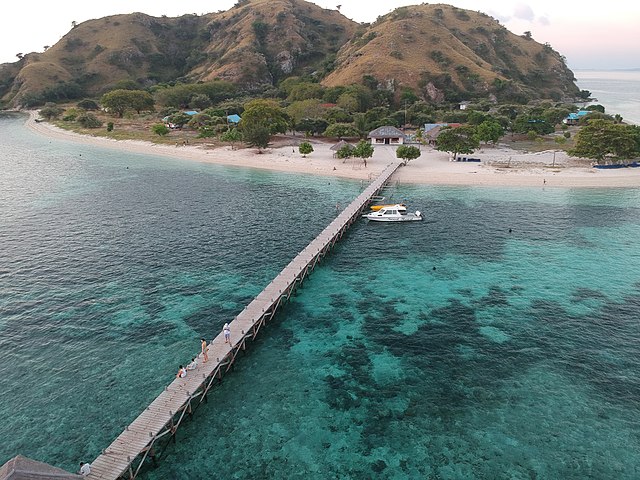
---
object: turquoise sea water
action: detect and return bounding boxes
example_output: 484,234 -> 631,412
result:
1,112 -> 640,479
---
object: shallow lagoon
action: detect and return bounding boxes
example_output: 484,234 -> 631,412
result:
1,113 -> 639,478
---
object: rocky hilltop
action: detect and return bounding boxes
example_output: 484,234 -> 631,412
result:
0,0 -> 579,107
324,4 -> 579,103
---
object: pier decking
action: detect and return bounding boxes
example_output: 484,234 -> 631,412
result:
87,161 -> 403,480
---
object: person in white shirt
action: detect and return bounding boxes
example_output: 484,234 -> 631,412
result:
176,365 -> 187,379
187,357 -> 198,370
223,323 -> 231,344
79,462 -> 91,476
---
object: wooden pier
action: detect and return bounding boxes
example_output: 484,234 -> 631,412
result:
87,161 -> 403,480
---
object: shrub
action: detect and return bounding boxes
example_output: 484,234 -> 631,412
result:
152,123 -> 170,136
77,113 -> 103,128
39,103 -> 64,120
107,122 -> 114,132
299,142 -> 314,157
77,99 -> 99,110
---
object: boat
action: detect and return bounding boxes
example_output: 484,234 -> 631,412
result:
369,203 -> 406,212
363,204 -> 423,222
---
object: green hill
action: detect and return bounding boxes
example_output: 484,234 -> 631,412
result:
0,1 -> 580,108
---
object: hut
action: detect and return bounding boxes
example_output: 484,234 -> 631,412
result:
367,126 -> 405,145
330,140 -> 352,158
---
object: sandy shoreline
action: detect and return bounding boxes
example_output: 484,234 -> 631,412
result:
24,111 -> 640,188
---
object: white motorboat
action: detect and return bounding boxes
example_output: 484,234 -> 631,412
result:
362,204 -> 423,222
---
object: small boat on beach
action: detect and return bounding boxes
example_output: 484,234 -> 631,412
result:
363,205 -> 423,222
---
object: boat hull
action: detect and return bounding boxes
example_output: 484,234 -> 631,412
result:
363,213 -> 423,222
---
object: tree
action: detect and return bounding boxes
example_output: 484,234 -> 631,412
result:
296,118 -> 328,137
299,142 -> 314,157
475,120 -> 504,145
467,110 -> 489,125
513,115 -> 554,135
62,108 -> 80,121
353,140 -> 374,167
240,99 -> 288,150
190,93 -> 211,110
586,104 -> 605,113
396,145 -> 421,165
569,120 -> 640,163
323,123 -> 359,140
152,123 -> 170,136
243,122 -> 271,151
578,111 -> 614,125
101,89 -> 154,117
220,128 -> 243,150
241,99 -> 289,134
435,126 -> 479,160
39,103 -> 64,120
168,112 -> 192,128
336,144 -> 355,160
542,107 -> 571,126
287,82 -> 324,101
187,113 -> 212,129
286,99 -> 325,126
336,92 -> 359,113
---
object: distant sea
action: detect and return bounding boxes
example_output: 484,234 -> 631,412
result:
2,110 -> 640,479
574,69 -> 640,125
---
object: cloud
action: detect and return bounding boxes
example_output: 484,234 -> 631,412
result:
485,9 -> 511,23
514,3 -> 535,21
538,15 -> 550,26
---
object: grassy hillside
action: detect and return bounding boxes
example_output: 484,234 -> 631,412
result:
192,0 -> 357,87
323,4 -> 579,102
0,1 -> 580,108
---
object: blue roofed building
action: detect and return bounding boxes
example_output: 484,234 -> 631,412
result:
227,114 -> 241,124
563,110 -> 590,125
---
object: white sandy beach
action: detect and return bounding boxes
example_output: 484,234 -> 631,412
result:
25,111 -> 640,188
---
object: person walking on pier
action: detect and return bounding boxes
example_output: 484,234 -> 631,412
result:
201,338 -> 209,363
223,323 -> 231,344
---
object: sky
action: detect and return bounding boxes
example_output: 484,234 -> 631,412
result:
1,1 -> 638,70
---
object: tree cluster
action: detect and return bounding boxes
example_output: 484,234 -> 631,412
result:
336,140 -> 374,166
569,119 -> 640,163
101,89 -> 155,117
